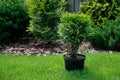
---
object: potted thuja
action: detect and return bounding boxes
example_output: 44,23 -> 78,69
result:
58,13 -> 90,70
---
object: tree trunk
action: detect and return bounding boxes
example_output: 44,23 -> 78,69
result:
66,44 -> 79,58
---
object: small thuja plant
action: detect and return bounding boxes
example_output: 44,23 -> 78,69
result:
58,13 -> 90,57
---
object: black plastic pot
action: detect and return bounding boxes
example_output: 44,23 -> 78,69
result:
64,54 -> 86,71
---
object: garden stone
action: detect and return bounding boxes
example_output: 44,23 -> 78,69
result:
44,50 -> 51,55
37,54 -> 42,56
31,48 -> 37,51
43,54 -> 47,56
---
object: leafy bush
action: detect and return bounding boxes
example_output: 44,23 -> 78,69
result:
0,0 -> 29,41
80,0 -> 120,27
58,13 -> 90,57
87,19 -> 120,51
27,0 -> 66,44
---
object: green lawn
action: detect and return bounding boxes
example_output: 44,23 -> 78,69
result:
0,53 -> 120,80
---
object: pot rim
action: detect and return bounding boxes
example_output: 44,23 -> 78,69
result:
64,54 -> 86,60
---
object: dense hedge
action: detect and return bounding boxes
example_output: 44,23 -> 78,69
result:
87,18 -> 120,51
27,0 -> 66,43
80,0 -> 120,27
0,0 -> 29,41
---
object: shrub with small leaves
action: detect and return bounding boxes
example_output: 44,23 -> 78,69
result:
80,0 -> 120,27
87,18 -> 120,51
58,13 -> 90,57
0,0 -> 29,41
27,0 -> 66,44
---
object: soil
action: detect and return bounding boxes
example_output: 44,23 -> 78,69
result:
0,36 -> 102,56
0,37 -> 66,56
64,54 -> 85,60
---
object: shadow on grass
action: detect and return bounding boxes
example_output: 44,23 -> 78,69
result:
63,67 -> 105,80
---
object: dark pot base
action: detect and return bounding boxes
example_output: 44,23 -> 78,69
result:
64,54 -> 86,71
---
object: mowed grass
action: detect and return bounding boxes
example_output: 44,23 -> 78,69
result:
0,53 -> 120,80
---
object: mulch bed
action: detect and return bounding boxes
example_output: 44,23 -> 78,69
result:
0,37 -> 66,56
1,36 -> 110,56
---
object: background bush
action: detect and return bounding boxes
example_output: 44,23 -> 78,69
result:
87,18 -> 120,51
80,0 -> 120,27
0,0 -> 29,41
58,13 -> 90,56
27,0 -> 66,44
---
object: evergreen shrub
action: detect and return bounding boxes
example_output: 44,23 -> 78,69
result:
27,0 -> 66,43
0,0 -> 29,41
80,0 -> 120,27
58,13 -> 90,57
87,18 -> 120,51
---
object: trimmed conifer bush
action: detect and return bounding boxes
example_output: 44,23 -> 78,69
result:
27,0 -> 66,44
87,18 -> 120,51
58,13 -> 90,57
0,0 -> 29,41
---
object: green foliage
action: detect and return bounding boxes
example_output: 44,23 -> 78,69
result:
58,13 -> 90,56
80,0 -> 120,27
27,0 -> 66,43
87,19 -> 120,51
0,0 -> 29,41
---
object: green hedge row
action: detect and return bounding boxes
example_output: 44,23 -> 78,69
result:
1,0 -> 120,51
